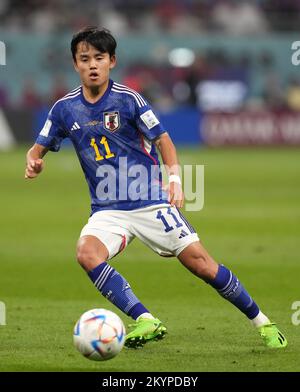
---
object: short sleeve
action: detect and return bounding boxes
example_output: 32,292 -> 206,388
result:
35,103 -> 67,152
134,97 -> 167,141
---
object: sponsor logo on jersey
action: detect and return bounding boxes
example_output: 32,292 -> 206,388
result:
71,122 -> 81,131
103,111 -> 120,132
85,120 -> 102,126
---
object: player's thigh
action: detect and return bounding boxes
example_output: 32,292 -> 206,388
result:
130,204 -> 199,257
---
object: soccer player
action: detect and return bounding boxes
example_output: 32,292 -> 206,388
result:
25,27 -> 287,349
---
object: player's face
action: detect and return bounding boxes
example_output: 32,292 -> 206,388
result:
73,42 -> 116,89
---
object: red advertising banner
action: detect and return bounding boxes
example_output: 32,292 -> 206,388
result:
202,111 -> 300,145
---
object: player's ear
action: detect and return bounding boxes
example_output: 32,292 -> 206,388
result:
109,55 -> 116,70
73,60 -> 79,73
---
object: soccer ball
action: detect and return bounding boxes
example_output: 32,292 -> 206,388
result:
73,308 -> 126,361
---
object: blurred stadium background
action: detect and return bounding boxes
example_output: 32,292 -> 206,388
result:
1,0 -> 300,372
1,0 -> 300,147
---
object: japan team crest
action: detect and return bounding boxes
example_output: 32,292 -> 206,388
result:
103,111 -> 120,132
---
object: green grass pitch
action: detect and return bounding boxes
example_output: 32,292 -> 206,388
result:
0,146 -> 299,372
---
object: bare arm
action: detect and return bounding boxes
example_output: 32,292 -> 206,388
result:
155,132 -> 184,208
25,143 -> 48,179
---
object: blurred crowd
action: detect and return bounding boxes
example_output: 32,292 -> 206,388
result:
122,50 -> 300,112
1,48 -> 300,113
1,0 -> 300,34
1,0 -> 300,112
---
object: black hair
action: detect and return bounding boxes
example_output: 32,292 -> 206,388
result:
71,27 -> 117,62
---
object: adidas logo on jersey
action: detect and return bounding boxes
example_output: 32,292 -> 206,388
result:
71,122 -> 80,131
179,230 -> 188,239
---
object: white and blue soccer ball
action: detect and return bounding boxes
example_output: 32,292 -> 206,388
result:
73,308 -> 126,361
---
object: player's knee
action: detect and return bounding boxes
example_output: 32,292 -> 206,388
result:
76,236 -> 109,271
76,245 -> 99,271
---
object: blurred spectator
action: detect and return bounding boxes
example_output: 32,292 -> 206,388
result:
19,78 -> 42,110
0,0 -> 9,17
211,0 -> 269,35
97,4 -> 129,36
0,85 -> 9,108
50,74 -> 69,103
263,0 -> 300,31
258,50 -> 286,110
261,71 -> 285,110
30,5 -> 57,33
122,67 -> 174,111
154,1 -> 204,34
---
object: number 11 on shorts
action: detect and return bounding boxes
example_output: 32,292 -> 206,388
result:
156,207 -> 183,232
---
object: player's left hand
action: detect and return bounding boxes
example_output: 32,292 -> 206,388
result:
165,182 -> 184,208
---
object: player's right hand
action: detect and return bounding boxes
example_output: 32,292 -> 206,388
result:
25,159 -> 44,179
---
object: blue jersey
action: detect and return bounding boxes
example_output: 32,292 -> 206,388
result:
36,80 -> 168,215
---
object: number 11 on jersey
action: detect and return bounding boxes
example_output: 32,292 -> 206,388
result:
90,136 -> 115,161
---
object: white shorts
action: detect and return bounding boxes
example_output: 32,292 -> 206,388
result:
80,204 -> 199,260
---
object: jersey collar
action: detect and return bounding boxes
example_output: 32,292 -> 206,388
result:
80,79 -> 113,107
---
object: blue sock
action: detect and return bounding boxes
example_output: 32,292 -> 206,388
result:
88,262 -> 149,320
208,264 -> 259,320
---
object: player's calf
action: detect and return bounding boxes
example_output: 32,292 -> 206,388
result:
179,242 -> 260,319
77,238 -> 158,331
178,241 -> 219,281
178,242 -> 288,348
